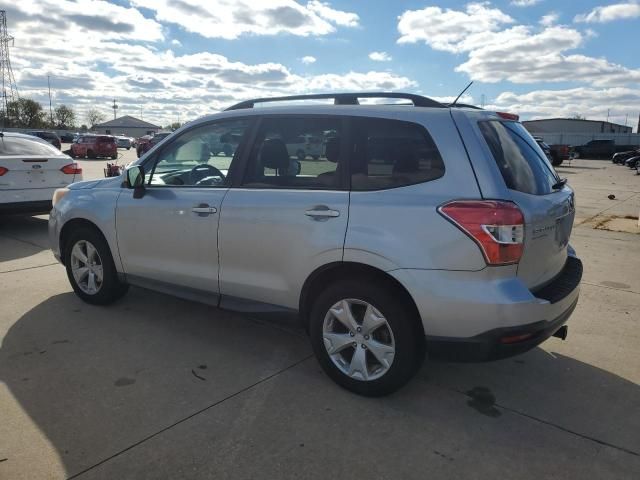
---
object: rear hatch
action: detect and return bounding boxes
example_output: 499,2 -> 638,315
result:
0,136 -> 79,191
477,120 -> 574,289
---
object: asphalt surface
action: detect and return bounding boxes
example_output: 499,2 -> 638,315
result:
1,152 -> 639,479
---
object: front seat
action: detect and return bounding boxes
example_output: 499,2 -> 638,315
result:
259,138 -> 290,184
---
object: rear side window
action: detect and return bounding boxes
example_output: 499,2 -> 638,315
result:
479,121 -> 559,195
351,118 -> 445,191
0,136 -> 63,156
97,137 -> 113,143
242,116 -> 344,189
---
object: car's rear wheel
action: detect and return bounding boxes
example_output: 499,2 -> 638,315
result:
111,154 -> 117,160
64,227 -> 129,305
87,149 -> 96,159
309,279 -> 423,396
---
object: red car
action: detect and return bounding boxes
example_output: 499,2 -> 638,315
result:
136,132 -> 171,158
71,135 -> 117,159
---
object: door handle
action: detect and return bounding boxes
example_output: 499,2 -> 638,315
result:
192,204 -> 217,215
305,206 -> 340,218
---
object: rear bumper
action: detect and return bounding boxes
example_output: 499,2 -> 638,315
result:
425,297 -> 578,362
390,255 -> 582,362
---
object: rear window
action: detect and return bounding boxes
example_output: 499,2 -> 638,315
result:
0,135 -> 64,156
479,121 -> 559,195
351,118 -> 445,191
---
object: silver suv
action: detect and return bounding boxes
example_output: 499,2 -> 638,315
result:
49,92 -> 582,396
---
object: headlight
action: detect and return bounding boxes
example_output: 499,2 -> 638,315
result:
52,188 -> 69,207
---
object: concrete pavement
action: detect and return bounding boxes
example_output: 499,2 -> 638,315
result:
0,158 -> 638,479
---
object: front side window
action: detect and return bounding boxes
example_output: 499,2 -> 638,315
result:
350,118 -> 445,191
148,119 -> 250,187
479,121 -> 559,195
242,117 -> 344,189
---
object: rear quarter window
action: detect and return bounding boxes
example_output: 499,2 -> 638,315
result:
479,120 -> 559,195
351,118 -> 445,191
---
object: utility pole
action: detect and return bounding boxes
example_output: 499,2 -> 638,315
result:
112,98 -> 118,120
606,109 -> 610,123
47,75 -> 53,126
0,10 -> 19,126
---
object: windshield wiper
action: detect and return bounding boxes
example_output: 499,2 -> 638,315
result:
552,178 -> 567,190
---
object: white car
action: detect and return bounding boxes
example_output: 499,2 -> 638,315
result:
115,136 -> 132,150
0,132 -> 82,214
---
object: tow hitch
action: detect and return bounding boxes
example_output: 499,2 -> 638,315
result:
552,325 -> 568,341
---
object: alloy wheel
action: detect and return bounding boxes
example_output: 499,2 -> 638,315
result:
70,240 -> 104,295
322,299 -> 396,381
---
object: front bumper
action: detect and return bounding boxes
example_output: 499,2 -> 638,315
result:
391,255 -> 583,362
0,200 -> 52,215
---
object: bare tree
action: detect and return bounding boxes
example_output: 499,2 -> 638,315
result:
54,105 -> 76,129
85,108 -> 106,128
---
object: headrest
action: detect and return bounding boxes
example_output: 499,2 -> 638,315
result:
260,138 -> 290,170
325,137 -> 340,163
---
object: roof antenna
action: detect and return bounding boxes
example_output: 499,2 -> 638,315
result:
451,81 -> 474,107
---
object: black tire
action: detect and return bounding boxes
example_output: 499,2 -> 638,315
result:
87,149 -> 96,159
63,226 -> 129,305
297,149 -> 306,161
111,154 -> 117,160
309,278 -> 424,397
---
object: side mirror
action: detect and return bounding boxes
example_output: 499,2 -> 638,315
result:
126,165 -> 145,189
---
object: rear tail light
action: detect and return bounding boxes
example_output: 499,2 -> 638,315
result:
61,163 -> 82,175
496,112 -> 520,121
0,166 -> 8,176
438,200 -> 525,265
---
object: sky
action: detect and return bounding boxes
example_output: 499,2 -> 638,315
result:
4,0 -> 640,129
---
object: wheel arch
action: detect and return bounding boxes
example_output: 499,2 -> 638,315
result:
59,218 -> 111,266
299,262 -> 425,336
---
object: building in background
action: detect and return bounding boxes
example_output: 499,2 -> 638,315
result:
93,115 -> 160,138
523,118 -> 632,135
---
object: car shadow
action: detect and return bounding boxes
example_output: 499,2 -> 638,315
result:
0,291 -> 638,477
0,289 -> 311,477
0,215 -> 50,264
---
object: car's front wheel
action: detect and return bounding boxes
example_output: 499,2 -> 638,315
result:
64,227 -> 129,305
309,279 -> 423,396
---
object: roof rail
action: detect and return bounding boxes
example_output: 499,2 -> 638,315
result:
225,92 -> 445,111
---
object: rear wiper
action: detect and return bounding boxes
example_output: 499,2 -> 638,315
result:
552,178 -> 567,190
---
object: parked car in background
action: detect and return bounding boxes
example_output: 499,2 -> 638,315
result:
70,135 -> 117,159
28,131 -> 62,150
59,132 -> 75,143
116,136 -> 132,150
548,144 -> 570,166
136,132 -> 171,158
533,137 -> 552,163
50,92 -> 582,396
612,149 -> 639,164
573,140 -> 616,159
1,132 -> 82,214
624,155 -> 640,169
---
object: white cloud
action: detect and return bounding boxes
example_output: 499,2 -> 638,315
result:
575,2 -> 640,23
510,0 -> 542,6
398,3 -> 514,52
130,0 -> 359,39
540,12 -> 559,26
171,39 -> 182,46
490,87 -> 640,128
301,55 -> 317,64
4,1 -> 408,126
397,3 -> 640,87
369,51 -> 392,62
306,0 -> 359,27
